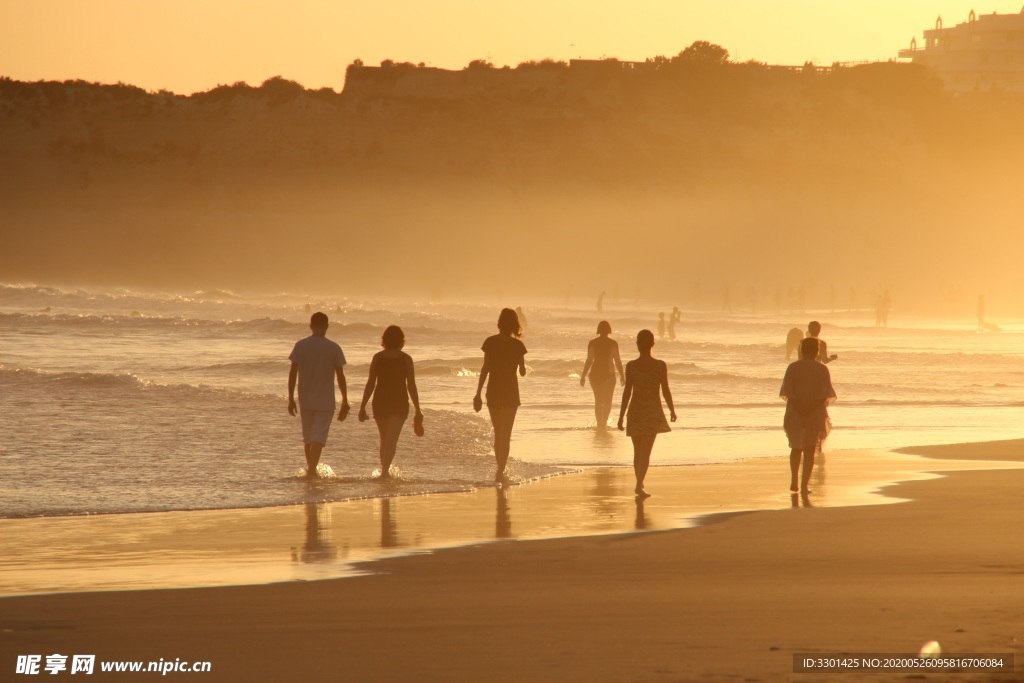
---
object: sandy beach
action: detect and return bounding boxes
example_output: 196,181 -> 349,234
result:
2,441 -> 1023,682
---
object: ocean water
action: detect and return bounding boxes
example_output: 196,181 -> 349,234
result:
2,282 -> 1023,519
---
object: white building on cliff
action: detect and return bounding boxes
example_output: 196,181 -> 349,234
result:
898,8 -> 1024,92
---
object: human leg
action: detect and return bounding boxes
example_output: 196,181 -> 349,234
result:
596,381 -> 615,429
590,382 -> 603,426
789,448 -> 801,492
631,434 -> 656,496
378,414 -> 407,476
800,440 -> 817,493
488,404 -> 518,480
306,442 -> 325,476
301,409 -> 333,477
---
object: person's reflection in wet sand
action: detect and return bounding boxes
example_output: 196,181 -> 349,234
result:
634,497 -> 650,530
812,451 -> 826,491
588,467 -> 627,522
379,497 -> 399,548
790,493 -> 814,508
495,487 -> 512,539
293,503 -> 338,563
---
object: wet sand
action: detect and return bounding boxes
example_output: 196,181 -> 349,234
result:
2,441 -> 1024,681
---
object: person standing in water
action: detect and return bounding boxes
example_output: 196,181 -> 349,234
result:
668,307 -> 680,341
807,320 -> 838,364
580,320 -> 625,430
780,337 -> 836,495
288,312 -> 349,478
474,308 -> 527,483
358,325 -> 423,479
618,329 -> 676,498
657,312 -> 666,339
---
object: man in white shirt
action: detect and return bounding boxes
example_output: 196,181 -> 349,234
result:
288,312 -> 349,477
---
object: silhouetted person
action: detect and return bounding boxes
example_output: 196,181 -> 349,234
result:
977,295 -> 986,332
288,312 -> 349,478
806,320 -> 837,364
780,337 -> 836,494
474,308 -> 527,483
668,306 -> 680,340
358,325 -> 423,479
618,329 -> 676,498
657,312 -> 666,339
596,291 -> 605,312
580,320 -> 625,430
785,327 -> 804,360
881,290 -> 891,327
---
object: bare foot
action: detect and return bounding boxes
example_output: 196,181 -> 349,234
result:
635,488 -> 651,499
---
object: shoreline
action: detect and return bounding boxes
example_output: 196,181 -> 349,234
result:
2,441 -> 1023,597
2,439 -> 1023,681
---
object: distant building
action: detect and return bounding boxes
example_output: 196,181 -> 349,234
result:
898,8 -> 1024,93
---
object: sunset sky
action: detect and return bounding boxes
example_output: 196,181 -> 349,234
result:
2,1 -> 1022,94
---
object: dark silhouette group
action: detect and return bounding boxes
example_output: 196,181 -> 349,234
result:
288,306 -> 839,500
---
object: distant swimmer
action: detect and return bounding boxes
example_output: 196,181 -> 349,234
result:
288,312 -> 349,478
618,329 -> 676,498
358,325 -> 423,479
785,327 -> 804,360
780,337 -> 836,495
597,291 -> 605,313
657,312 -> 666,339
668,307 -> 680,341
474,308 -> 527,483
806,321 -> 837,363
580,320 -> 625,430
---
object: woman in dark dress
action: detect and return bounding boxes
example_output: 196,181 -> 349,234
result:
617,329 -> 676,497
580,320 -> 625,430
780,336 -> 836,495
358,325 -> 422,478
474,308 -> 527,483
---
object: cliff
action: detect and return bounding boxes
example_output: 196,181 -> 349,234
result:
1,61 -> 1022,300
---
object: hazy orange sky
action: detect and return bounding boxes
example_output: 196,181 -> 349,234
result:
2,1 -> 1022,94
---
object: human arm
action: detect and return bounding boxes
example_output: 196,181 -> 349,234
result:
580,340 -> 595,387
474,357 -> 489,412
518,342 -> 527,377
358,355 -> 377,422
617,364 -> 633,431
660,360 -> 676,422
336,366 -> 349,421
821,339 -> 837,364
406,354 -> 422,418
288,363 -> 298,416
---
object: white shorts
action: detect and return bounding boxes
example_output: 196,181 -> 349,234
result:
300,409 -> 334,445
